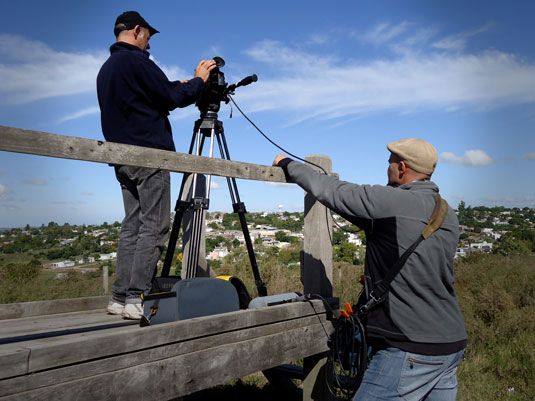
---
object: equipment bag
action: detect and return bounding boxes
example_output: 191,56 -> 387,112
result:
140,277 -> 239,327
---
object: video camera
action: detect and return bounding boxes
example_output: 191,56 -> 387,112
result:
195,56 -> 257,115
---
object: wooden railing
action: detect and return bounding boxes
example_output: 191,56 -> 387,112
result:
0,125 -> 335,401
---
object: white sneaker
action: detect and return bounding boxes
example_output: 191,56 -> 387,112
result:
106,300 -> 125,315
122,301 -> 143,320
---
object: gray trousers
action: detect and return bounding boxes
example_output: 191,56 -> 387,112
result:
112,166 -> 170,302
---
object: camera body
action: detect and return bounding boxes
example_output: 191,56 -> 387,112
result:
195,56 -> 228,114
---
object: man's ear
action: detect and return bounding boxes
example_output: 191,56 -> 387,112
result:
133,25 -> 141,38
398,160 -> 407,176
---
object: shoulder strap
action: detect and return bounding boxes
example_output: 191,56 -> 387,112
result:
359,194 -> 449,316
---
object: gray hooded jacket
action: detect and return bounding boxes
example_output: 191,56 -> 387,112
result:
282,159 -> 467,350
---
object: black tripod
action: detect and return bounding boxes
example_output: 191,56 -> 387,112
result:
160,110 -> 267,297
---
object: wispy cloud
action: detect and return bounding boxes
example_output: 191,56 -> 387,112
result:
433,23 -> 494,52
242,40 -> 535,123
58,106 -> 100,123
440,150 -> 494,166
0,183 -> 10,200
360,21 -> 411,45
308,33 -> 332,46
81,191 -> 94,196
265,181 -> 294,187
22,178 -> 48,186
524,152 -> 535,160
0,35 -> 189,105
0,34 -> 107,104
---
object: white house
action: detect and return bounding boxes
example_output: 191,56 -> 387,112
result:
50,260 -> 75,268
206,247 -> 229,260
99,252 -> 117,261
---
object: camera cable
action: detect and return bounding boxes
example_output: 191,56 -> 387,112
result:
228,95 -> 361,239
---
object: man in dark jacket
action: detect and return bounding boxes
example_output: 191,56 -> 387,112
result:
273,138 -> 467,401
97,11 -> 215,319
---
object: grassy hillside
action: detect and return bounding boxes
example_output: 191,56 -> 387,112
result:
0,253 -> 533,400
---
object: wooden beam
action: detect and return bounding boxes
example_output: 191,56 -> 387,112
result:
0,323 -> 329,401
0,301 -> 327,379
0,296 -> 109,320
0,316 -> 330,397
0,125 -> 287,183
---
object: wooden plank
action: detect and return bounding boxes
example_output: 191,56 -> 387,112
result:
0,323 -> 330,401
0,315 -> 331,396
0,310 -> 123,339
0,348 -> 29,380
302,155 -> 333,298
0,125 -> 287,183
0,301 -> 326,377
0,296 -> 109,320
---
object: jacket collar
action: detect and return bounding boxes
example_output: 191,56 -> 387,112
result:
109,41 -> 150,57
399,180 -> 439,193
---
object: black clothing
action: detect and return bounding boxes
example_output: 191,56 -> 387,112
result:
97,42 -> 204,151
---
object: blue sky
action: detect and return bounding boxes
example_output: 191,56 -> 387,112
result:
0,0 -> 534,227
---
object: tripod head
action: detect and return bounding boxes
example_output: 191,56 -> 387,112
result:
195,56 -> 257,116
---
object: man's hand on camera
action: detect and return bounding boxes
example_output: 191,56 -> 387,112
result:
194,60 -> 217,82
273,154 -> 287,166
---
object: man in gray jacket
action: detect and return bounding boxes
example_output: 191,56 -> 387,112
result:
273,138 -> 466,401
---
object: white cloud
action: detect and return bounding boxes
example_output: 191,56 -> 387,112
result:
0,35 -> 188,105
524,152 -> 535,160
58,106 -> 100,123
242,40 -> 535,122
0,34 -> 107,104
0,184 -> 10,199
308,33 -> 331,46
440,150 -> 494,166
265,181 -> 294,187
433,23 -> 494,52
360,21 -> 411,45
210,180 -> 222,189
22,179 -> 48,186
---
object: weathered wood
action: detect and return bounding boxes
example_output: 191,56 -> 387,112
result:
0,309 -> 124,340
302,155 -> 333,298
0,125 -> 287,183
0,300 -> 326,379
0,296 -> 109,320
102,265 -> 109,294
0,323 -> 329,401
0,348 -> 29,380
0,316 -> 330,396
301,155 -> 334,401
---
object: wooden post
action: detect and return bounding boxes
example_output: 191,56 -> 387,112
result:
301,155 -> 333,298
301,155 -> 334,401
102,265 -> 109,295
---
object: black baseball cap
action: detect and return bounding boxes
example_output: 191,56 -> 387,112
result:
114,11 -> 159,36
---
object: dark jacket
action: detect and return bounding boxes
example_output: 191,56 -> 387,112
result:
97,42 -> 204,151
280,159 -> 467,354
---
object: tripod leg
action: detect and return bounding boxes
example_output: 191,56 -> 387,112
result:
216,132 -> 267,296
181,132 -> 210,279
160,128 -> 199,278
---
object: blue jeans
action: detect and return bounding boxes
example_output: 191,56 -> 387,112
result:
353,347 -> 465,401
112,166 -> 170,302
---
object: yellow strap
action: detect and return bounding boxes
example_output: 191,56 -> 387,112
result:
421,195 -> 449,239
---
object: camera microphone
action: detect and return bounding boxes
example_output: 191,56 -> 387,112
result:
236,74 -> 258,88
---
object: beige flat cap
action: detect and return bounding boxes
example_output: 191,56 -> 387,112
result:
387,138 -> 438,174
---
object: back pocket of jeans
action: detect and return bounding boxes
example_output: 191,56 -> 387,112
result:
398,354 -> 446,398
